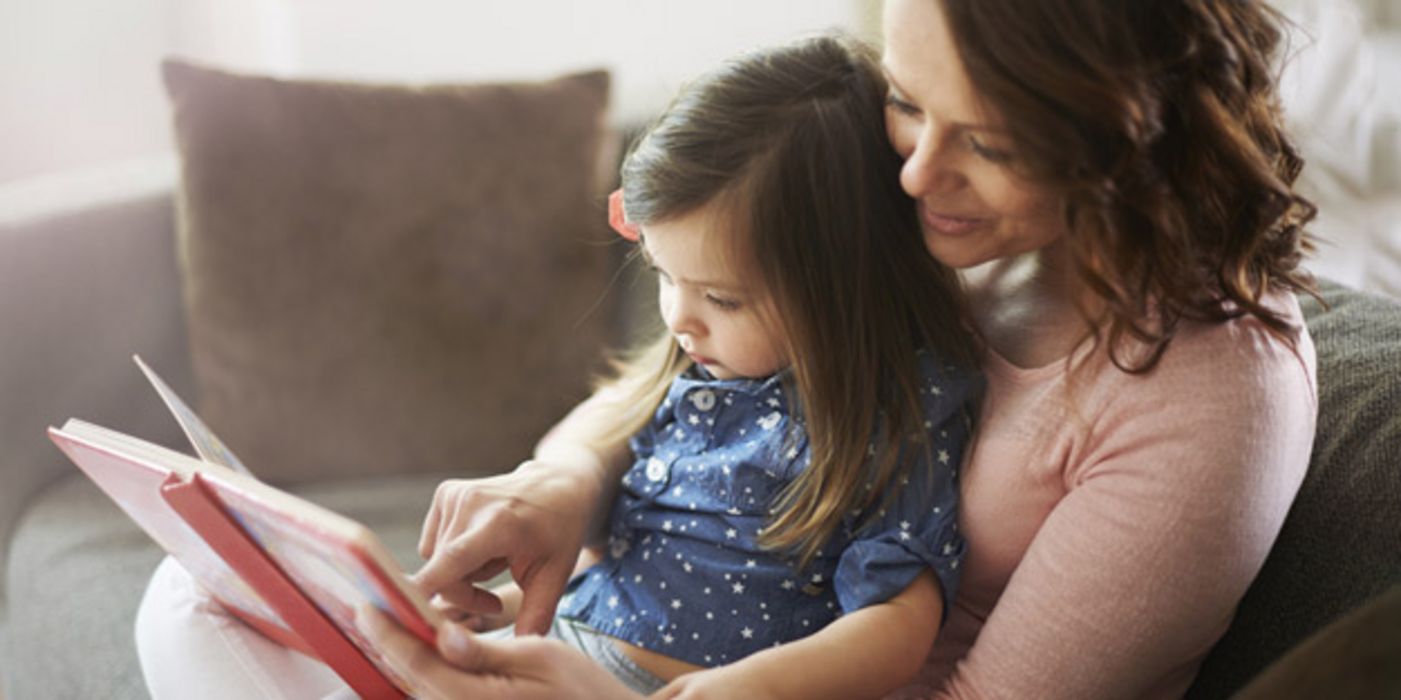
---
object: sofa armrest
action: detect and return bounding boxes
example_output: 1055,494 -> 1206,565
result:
0,157 -> 194,612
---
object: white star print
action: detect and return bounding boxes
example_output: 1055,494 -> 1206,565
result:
938,449 -> 950,464
725,528 -> 737,539
671,599 -> 683,610
741,627 -> 754,639
732,582 -> 745,594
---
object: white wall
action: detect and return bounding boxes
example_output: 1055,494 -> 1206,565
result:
0,0 -> 178,183
0,0 -> 872,186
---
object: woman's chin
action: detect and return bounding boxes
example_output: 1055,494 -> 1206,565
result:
923,233 -> 993,270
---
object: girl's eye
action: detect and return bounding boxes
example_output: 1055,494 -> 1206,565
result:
706,294 -> 741,311
967,135 -> 1013,163
650,265 -> 673,286
884,94 -> 920,117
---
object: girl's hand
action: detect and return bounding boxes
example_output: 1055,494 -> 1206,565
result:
413,456 -> 609,636
356,605 -> 640,700
653,666 -> 780,700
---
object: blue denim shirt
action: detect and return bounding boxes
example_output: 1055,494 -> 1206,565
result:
558,352 -> 980,668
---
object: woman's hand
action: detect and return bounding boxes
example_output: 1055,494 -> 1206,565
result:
413,456 -> 610,636
432,580 -> 522,633
356,605 -> 640,700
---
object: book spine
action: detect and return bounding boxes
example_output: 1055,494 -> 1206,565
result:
159,473 -> 406,700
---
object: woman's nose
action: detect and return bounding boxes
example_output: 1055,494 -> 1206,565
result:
900,132 -> 964,199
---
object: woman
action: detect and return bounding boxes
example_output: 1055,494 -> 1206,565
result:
216,0 -> 1325,697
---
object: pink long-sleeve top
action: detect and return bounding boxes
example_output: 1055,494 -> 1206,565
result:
893,291 -> 1318,699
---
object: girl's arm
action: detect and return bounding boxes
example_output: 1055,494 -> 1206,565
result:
656,571 -> 944,700
413,385 -> 635,635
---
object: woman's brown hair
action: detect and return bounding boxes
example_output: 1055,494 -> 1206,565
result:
939,0 -> 1316,372
594,35 -> 979,568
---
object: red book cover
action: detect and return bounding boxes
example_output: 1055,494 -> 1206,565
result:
47,359 -> 441,698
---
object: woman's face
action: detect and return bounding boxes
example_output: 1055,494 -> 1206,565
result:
881,0 -> 1065,269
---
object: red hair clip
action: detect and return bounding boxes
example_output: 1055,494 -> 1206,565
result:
608,188 -> 641,241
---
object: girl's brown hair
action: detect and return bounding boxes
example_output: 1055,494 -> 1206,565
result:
596,35 -> 979,568
939,0 -> 1316,372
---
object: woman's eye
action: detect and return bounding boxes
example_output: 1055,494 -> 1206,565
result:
884,94 -> 920,117
967,135 -> 1013,163
706,294 -> 741,311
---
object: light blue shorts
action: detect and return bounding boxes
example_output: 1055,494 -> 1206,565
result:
480,618 -> 667,695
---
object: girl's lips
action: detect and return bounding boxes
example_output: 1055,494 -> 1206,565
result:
920,204 -> 987,237
688,352 -> 716,366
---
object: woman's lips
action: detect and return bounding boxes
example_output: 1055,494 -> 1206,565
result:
920,204 -> 987,237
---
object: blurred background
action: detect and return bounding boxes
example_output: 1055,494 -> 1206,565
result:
1,0 -> 1397,296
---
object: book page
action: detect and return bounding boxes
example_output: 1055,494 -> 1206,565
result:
133,355 -> 253,476
49,421 -> 289,636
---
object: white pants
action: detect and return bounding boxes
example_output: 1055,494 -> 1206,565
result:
135,556 -> 356,700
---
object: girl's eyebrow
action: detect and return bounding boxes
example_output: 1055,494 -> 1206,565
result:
637,233 -> 748,293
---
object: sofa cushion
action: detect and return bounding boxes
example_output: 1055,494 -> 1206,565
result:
163,60 -> 616,484
1187,280 -> 1401,698
0,471 -> 450,699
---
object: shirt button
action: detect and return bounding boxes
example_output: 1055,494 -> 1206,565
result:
689,389 -> 717,412
645,456 -> 669,482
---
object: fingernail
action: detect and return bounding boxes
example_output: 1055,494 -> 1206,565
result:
354,604 -> 377,635
441,624 -> 472,658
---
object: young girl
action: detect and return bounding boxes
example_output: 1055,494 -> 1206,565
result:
432,35 -> 984,697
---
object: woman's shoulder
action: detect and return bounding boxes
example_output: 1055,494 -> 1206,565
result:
1059,290 -> 1319,488
1147,289 -> 1316,397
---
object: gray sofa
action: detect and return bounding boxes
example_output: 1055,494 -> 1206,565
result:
3,76 -> 1400,700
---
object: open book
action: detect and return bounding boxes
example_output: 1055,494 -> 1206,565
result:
48,356 -> 441,699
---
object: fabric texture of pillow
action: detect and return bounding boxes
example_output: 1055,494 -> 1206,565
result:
163,59 -> 616,483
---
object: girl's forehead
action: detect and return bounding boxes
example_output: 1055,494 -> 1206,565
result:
639,209 -> 752,292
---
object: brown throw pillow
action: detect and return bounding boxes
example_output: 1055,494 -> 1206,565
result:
162,59 -> 615,484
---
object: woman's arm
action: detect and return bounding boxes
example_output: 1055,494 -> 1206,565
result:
658,571 -> 944,700
413,385 -> 635,635
930,319 -> 1317,699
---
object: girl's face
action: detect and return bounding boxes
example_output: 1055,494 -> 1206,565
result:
640,204 -> 788,380
881,0 -> 1066,269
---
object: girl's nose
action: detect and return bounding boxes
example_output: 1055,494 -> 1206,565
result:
664,294 -> 704,340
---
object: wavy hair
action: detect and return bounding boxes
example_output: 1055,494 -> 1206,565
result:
940,0 -> 1316,372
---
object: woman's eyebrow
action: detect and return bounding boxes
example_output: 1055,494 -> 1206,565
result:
880,64 -> 1009,135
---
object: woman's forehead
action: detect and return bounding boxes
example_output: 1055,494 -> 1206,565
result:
881,0 -> 990,127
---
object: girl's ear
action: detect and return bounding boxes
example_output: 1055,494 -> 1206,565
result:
608,189 -> 641,241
